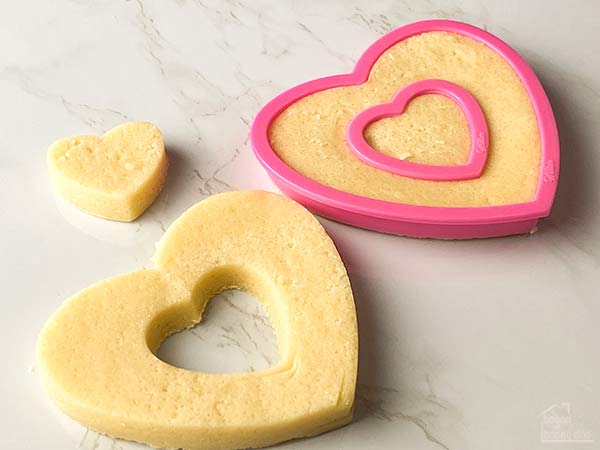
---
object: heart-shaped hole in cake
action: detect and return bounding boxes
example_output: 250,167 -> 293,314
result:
363,93 -> 471,166
157,289 -> 278,373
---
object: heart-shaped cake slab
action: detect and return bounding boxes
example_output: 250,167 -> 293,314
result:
251,20 -> 559,239
37,191 -> 358,450
47,121 -> 168,222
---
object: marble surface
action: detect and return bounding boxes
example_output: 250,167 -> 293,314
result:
1,1 -> 599,449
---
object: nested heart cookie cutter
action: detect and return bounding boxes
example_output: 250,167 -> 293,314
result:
250,20 -> 560,239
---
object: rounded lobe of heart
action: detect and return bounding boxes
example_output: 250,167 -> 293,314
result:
37,191 -> 358,450
47,121 -> 168,222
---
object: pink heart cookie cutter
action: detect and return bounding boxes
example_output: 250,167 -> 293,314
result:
250,20 -> 560,239
347,79 -> 489,181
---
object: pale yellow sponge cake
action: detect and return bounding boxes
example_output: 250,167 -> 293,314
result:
269,31 -> 541,207
47,121 -> 168,221
37,191 -> 358,450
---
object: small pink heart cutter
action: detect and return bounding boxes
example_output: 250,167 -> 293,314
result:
250,20 -> 560,239
347,79 -> 488,181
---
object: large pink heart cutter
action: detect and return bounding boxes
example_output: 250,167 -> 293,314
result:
250,20 -> 560,239
347,79 -> 489,181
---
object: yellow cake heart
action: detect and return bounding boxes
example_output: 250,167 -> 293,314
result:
47,121 -> 168,222
37,191 -> 358,450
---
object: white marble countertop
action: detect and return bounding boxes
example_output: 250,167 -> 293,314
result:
1,1 -> 599,449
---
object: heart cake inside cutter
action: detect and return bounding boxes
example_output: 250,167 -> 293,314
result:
347,79 -> 488,181
250,20 -> 560,239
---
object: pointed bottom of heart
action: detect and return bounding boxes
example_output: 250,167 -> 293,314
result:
37,191 -> 358,450
53,401 -> 353,450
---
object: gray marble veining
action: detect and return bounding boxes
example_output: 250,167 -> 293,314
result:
1,1 -> 599,449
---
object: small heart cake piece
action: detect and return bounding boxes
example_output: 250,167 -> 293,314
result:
37,191 -> 358,450
48,121 -> 168,221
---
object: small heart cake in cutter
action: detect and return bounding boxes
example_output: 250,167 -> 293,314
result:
251,20 -> 560,239
47,121 -> 168,222
37,191 -> 358,450
363,92 -> 472,166
347,79 -> 489,181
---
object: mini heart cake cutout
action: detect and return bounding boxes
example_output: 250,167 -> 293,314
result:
47,121 -> 168,222
347,79 -> 488,180
251,20 -> 560,239
37,191 -> 358,450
